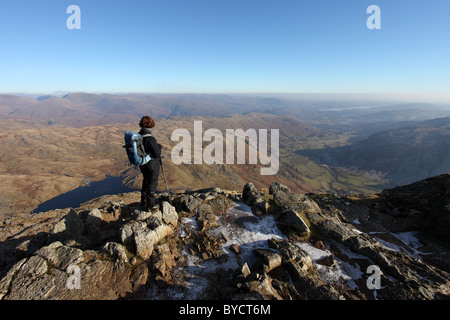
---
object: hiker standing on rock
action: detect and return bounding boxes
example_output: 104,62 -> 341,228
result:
139,116 -> 162,211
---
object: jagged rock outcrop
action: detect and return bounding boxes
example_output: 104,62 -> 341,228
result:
381,174 -> 450,242
227,176 -> 450,300
0,190 -> 232,300
0,198 -> 178,299
0,175 -> 449,300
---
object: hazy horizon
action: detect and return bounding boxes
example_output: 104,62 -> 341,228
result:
3,91 -> 450,106
1,1 -> 449,100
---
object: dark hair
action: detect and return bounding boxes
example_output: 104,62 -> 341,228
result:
139,116 -> 155,128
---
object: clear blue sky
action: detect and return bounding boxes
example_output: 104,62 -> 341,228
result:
1,0 -> 449,100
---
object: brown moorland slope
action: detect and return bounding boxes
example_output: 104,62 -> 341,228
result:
0,113 -> 320,216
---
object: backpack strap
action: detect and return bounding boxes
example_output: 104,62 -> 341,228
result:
137,134 -> 153,160
134,134 -> 152,141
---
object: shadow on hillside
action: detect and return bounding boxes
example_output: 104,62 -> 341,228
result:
294,148 -> 390,194
31,176 -> 138,214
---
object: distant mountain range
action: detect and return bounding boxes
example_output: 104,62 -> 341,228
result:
2,93 -> 449,129
2,93 -> 288,125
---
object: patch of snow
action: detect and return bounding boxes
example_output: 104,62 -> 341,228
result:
152,201 -> 424,299
296,241 -> 331,262
336,259 -> 364,287
179,216 -> 198,238
295,241 -> 364,289
149,202 -> 287,299
373,231 -> 427,258
212,202 -> 287,266
394,231 -> 424,255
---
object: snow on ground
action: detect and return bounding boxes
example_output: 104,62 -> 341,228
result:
393,231 -> 428,256
364,230 -> 427,258
211,202 -> 287,265
296,241 -> 363,289
148,202 -> 287,299
350,222 -> 427,259
149,202 -> 427,299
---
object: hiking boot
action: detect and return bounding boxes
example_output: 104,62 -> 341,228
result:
146,204 -> 159,212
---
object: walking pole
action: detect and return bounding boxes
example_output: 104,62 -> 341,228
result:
159,156 -> 172,204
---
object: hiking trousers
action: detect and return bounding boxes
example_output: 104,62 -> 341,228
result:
139,159 -> 160,208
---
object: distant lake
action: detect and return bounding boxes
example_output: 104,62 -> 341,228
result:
32,176 -> 138,213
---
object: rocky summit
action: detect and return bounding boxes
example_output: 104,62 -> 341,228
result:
0,174 -> 449,300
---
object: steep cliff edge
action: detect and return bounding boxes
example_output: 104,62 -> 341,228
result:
0,175 -> 449,300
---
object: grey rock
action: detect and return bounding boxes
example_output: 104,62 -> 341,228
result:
161,201 -> 178,227
146,216 -> 163,229
35,241 -> 84,270
132,209 -> 153,222
242,182 -> 259,206
134,225 -> 174,260
85,208 -> 103,226
269,182 -> 290,194
242,182 -> 269,215
119,221 -> 147,245
0,258 -> 27,299
254,249 -> 282,272
316,218 -> 355,242
2,256 -> 54,300
241,262 -> 251,278
181,195 -> 203,213
52,209 -> 84,242
272,189 -> 321,216
101,242 -> 129,261
0,253 -> 148,300
277,210 -> 310,235
207,195 -> 233,215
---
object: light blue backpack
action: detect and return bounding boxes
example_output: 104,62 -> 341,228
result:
123,131 -> 152,166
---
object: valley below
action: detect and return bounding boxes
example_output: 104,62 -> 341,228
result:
0,93 -> 449,219
0,115 -> 358,217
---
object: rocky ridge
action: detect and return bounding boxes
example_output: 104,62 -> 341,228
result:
0,174 -> 449,300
